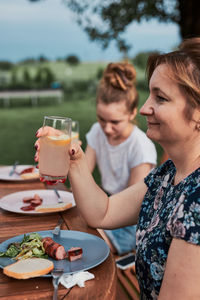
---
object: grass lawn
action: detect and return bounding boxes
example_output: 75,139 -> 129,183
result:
0,96 -> 96,165
0,91 -> 163,163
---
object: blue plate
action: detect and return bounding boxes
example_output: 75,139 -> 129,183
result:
0,230 -> 110,277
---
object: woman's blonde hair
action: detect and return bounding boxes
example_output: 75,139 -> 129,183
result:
147,37 -> 200,119
96,62 -> 138,113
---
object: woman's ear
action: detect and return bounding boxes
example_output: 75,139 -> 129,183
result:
130,108 -> 137,121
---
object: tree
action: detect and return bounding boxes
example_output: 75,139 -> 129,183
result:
66,55 -> 80,65
23,69 -> 31,83
28,0 -> 200,52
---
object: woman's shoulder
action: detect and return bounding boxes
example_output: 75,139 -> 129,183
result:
144,159 -> 175,186
153,159 -> 175,176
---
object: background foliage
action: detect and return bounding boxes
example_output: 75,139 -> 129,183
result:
0,58 -> 163,184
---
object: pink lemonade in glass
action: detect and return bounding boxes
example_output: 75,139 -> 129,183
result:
39,116 -> 71,185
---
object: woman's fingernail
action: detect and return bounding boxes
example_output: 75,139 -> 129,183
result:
36,164 -> 39,169
71,149 -> 75,155
35,144 -> 38,150
35,130 -> 39,137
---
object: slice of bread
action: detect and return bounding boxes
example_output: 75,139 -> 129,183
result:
20,172 -> 39,180
35,202 -> 72,213
3,258 -> 54,279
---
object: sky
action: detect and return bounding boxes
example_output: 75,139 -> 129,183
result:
0,0 -> 181,62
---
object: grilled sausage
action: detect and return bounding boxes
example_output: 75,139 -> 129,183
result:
42,237 -> 67,260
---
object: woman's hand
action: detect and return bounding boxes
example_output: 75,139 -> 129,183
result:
34,126 -> 63,162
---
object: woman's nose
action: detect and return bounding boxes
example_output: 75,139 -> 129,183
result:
140,97 -> 153,116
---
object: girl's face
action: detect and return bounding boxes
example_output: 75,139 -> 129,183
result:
96,101 -> 136,142
140,64 -> 199,146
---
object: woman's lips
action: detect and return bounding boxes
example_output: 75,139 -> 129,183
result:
147,121 -> 160,126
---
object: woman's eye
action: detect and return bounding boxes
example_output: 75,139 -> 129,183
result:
156,95 -> 167,102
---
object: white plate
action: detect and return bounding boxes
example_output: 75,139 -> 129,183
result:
0,190 -> 76,215
0,165 -> 39,181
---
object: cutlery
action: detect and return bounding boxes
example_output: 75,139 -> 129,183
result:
52,218 -> 63,235
9,161 -> 19,176
54,189 -> 63,203
51,268 -> 64,300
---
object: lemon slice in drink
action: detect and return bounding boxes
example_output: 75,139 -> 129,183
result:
47,134 -> 71,146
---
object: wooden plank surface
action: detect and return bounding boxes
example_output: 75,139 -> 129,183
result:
0,178 -> 117,299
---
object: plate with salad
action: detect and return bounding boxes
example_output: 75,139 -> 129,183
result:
0,230 -> 110,276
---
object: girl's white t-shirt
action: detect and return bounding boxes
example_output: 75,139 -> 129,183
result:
86,122 -> 157,194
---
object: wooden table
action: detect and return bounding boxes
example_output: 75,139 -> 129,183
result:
0,178 -> 117,299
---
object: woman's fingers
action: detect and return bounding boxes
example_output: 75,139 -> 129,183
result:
69,143 -> 84,161
34,151 -> 39,162
35,126 -> 61,138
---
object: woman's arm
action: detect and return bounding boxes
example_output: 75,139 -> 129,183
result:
35,128 -> 147,230
128,163 -> 154,186
158,238 -> 200,299
69,144 -> 147,229
85,145 -> 96,173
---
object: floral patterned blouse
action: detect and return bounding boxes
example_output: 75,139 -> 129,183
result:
135,159 -> 200,300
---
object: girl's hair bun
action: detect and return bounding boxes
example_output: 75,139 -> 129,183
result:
103,62 -> 136,91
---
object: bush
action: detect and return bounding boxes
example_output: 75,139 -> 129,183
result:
34,67 -> 55,88
23,69 -> 31,83
38,55 -> 48,63
133,51 -> 155,69
19,58 -> 37,64
62,78 -> 97,96
66,55 -> 80,65
96,67 -> 104,80
0,61 -> 14,70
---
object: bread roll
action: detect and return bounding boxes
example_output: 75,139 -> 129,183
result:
3,258 -> 54,279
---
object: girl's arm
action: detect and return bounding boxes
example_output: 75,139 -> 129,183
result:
158,238 -> 200,299
128,163 -> 154,186
85,145 -> 97,173
69,144 -> 147,229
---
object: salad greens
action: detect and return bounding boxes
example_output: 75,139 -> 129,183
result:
0,233 -> 47,260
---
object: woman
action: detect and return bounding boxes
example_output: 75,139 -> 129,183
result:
36,37 -> 200,299
85,62 -> 157,255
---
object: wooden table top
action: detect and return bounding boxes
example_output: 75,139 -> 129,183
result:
0,177 -> 117,300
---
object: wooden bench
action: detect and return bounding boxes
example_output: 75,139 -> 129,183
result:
114,252 -> 140,300
117,263 -> 140,300
0,89 -> 63,107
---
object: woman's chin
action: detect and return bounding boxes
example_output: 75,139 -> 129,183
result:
146,130 -> 160,142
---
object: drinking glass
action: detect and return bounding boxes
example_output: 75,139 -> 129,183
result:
39,116 -> 72,185
71,120 -> 79,142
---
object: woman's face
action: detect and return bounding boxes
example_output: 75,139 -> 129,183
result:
96,101 -> 136,142
140,64 -> 199,146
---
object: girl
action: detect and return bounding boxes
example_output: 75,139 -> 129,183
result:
85,62 -> 157,255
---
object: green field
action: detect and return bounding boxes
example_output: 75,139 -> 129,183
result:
0,61 -> 163,184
